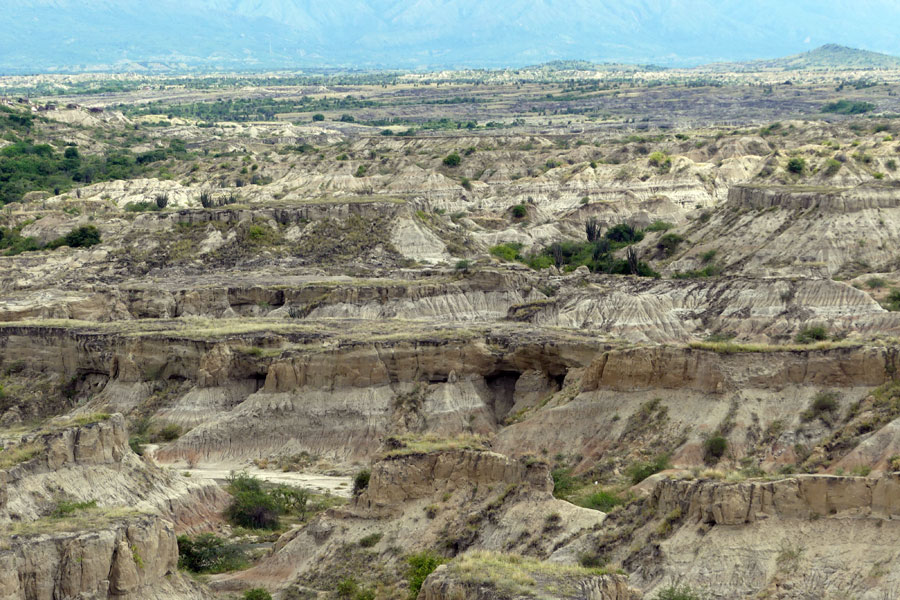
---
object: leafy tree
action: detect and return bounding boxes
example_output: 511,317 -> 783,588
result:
442,152 -> 461,167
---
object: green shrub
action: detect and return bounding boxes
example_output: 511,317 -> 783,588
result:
128,435 -> 147,456
454,259 -> 471,272
157,423 -> 182,441
605,223 -> 643,243
703,436 -> 728,463
654,585 -> 705,600
442,152 -> 461,167
700,249 -> 717,263
823,158 -> 842,176
337,578 -> 358,599
811,391 -> 839,415
359,532 -> 383,548
354,165 -> 368,178
885,288 -> 900,311
268,485 -> 310,518
656,233 -> 684,257
177,533 -> 248,573
626,454 -> 671,485
51,499 -> 97,518
243,588 -> 272,600
822,100 -> 875,115
648,151 -> 672,171
46,225 -> 101,249
511,204 -> 528,218
581,490 -> 625,512
551,468 -> 577,497
795,325 -> 828,343
224,472 -> 280,530
353,469 -> 371,495
645,220 -> 674,232
312,113 -> 325,121
155,193 -> 169,209
787,157 -> 806,174
490,242 -> 523,262
866,277 -> 887,289
124,200 -> 159,212
406,551 -> 445,599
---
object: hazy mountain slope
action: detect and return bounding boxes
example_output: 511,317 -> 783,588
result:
4,0 -> 900,73
708,43 -> 900,72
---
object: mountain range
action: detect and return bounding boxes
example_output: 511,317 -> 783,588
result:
4,0 -> 900,74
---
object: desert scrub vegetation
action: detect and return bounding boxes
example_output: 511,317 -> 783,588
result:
177,533 -> 249,574
821,100 -> 876,115
626,453 -> 672,484
50,499 -> 98,518
128,416 -> 183,455
1,223 -> 101,256
0,134 -> 180,205
296,214 -> 398,264
703,435 -> 728,464
406,550 -> 446,599
654,585 -> 707,600
794,325 -> 828,344
489,222 -> 658,277
443,551 -> 615,597
801,391 -> 840,422
0,441 -> 43,468
352,468 -> 371,495
224,471 -> 321,530
648,151 -> 672,172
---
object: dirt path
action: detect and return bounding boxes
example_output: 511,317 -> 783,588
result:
183,464 -> 354,498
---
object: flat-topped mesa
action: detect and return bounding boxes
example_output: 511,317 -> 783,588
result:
728,184 -> 900,212
356,447 -> 552,511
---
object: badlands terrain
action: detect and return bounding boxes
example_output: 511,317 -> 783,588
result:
5,55 -> 900,599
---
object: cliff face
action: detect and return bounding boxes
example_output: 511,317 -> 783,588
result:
628,474 -> 900,599
0,516 -> 201,600
0,414 -> 228,528
663,184 -> 900,278
0,415 -> 224,599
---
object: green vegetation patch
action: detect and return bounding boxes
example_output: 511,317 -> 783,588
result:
444,551 -> 614,598
382,433 -> 491,457
821,100 -> 876,115
177,532 -> 249,573
490,222 -> 658,277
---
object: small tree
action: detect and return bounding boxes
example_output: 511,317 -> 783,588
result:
353,469 -> 371,495
155,193 -> 169,209
585,217 -> 600,242
511,204 -> 528,219
312,113 -> 325,122
704,435 -> 728,463
443,152 -> 461,167
198,191 -> 215,209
